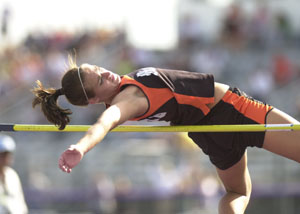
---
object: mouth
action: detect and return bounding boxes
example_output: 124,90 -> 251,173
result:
111,73 -> 120,83
110,74 -> 115,82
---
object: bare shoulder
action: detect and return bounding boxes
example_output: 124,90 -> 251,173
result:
122,85 -> 146,97
113,85 -> 147,101
111,85 -> 148,116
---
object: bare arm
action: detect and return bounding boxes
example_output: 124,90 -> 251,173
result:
76,98 -> 145,154
58,86 -> 148,173
216,152 -> 252,214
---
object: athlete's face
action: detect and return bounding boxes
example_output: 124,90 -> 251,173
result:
81,63 -> 121,104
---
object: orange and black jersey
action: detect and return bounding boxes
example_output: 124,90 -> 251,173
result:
117,67 -> 274,170
118,67 -> 215,125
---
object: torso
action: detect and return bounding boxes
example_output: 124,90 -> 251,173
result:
117,68 -> 230,125
127,81 -> 230,111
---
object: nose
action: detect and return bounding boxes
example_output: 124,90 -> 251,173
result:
99,68 -> 112,78
99,67 -> 110,74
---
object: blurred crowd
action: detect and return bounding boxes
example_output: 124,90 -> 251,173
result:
0,3 -> 300,111
1,2 -> 300,213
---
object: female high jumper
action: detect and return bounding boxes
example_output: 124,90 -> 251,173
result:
32,57 -> 300,214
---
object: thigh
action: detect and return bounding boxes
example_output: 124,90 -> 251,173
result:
263,108 -> 300,162
216,151 -> 252,196
216,152 -> 252,213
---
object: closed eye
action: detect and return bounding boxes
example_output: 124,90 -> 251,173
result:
98,74 -> 102,86
95,66 -> 102,86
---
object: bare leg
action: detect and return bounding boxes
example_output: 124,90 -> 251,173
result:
263,108 -> 300,162
217,152 -> 252,214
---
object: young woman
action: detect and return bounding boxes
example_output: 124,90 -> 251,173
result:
32,58 -> 300,214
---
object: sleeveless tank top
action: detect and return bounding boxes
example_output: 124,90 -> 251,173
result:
119,67 -> 215,125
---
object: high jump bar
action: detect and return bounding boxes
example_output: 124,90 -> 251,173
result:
0,123 -> 300,132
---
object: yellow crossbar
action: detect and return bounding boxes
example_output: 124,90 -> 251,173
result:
0,123 -> 299,132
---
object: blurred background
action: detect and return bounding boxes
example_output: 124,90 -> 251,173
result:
0,0 -> 300,213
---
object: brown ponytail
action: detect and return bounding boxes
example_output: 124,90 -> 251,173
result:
32,80 -> 72,130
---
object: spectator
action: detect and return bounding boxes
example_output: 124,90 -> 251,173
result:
221,3 -> 246,49
272,52 -> 294,86
0,135 -> 28,214
1,6 -> 11,38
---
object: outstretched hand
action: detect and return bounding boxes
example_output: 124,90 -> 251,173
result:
59,145 -> 84,173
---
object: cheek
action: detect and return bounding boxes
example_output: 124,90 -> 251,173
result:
95,82 -> 116,100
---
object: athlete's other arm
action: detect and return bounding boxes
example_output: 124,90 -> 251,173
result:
58,86 -> 148,173
216,152 -> 252,214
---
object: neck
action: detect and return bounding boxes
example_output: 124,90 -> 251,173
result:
105,81 -> 122,105
104,94 -> 117,105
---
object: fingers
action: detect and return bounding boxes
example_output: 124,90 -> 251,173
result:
58,145 -> 82,173
58,156 -> 72,173
61,165 -> 72,173
58,145 -> 80,173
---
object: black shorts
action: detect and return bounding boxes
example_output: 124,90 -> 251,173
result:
188,87 -> 273,170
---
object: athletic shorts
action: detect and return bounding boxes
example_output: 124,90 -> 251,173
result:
188,87 -> 273,170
